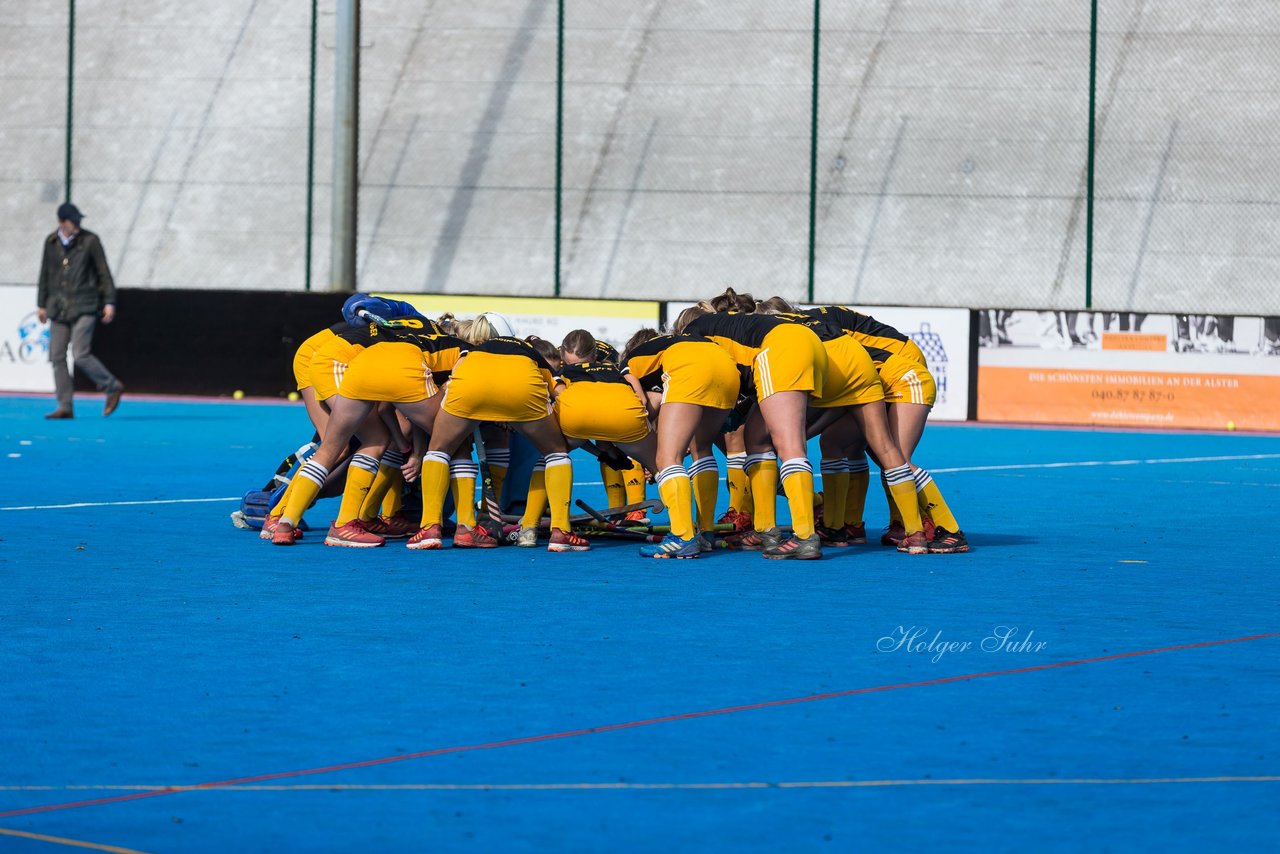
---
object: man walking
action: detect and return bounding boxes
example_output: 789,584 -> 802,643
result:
37,202 -> 124,419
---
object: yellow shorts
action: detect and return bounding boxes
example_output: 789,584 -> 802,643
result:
336,342 -> 439,404
753,324 -> 827,400
309,336 -> 366,402
293,328 -> 336,391
811,336 -> 885,409
661,341 -> 740,410
880,353 -> 936,406
443,352 -> 551,423
556,383 -> 649,443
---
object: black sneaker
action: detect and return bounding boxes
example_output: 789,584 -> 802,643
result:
815,525 -> 849,547
927,527 -> 970,554
763,533 -> 822,560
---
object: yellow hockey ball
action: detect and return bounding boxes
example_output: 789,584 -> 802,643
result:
232,389 -> 245,400
1226,420 -> 1236,431
287,391 -> 300,402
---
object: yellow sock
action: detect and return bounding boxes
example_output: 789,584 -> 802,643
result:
361,459 -> 403,521
419,452 -> 452,528
882,476 -> 902,525
336,453 -> 381,526
485,446 -> 510,509
544,453 -> 573,531
845,463 -> 870,526
916,470 -> 960,531
450,460 -> 478,529
520,466 -> 548,528
269,479 -> 295,517
280,459 -> 328,526
725,453 -> 749,512
379,469 -> 404,517
746,454 -> 779,531
624,460 -> 646,505
884,464 -> 923,533
602,465 -> 627,509
656,466 -> 695,539
822,469 -> 850,529
689,458 -> 719,533
780,459 -> 815,539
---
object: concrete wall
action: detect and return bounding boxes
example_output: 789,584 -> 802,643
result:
1,0 -> 1277,314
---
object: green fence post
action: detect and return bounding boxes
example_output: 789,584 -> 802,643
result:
305,0 -> 317,291
65,0 -> 75,201
554,0 -> 565,298
807,0 -> 820,304
1085,0 -> 1097,310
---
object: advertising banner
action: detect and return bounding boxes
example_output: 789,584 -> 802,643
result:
0,285 -> 55,393
666,302 -> 971,422
383,294 -> 660,353
978,310 -> 1280,431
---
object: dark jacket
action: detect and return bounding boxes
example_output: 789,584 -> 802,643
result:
37,229 -> 116,322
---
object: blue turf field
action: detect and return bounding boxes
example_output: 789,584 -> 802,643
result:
2,393 -> 1278,852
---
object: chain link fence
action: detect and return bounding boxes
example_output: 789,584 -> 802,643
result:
2,1 -> 1276,314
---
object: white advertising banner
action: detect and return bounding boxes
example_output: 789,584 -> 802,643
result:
0,285 -> 55,393
665,302 -> 972,422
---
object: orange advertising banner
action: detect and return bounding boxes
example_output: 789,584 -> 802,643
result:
977,311 -> 1280,431
979,366 -> 1280,431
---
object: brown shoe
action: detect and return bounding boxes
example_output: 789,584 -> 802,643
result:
104,384 -> 125,417
44,409 -> 74,420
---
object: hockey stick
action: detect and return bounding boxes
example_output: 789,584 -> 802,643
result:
574,499 -> 661,541
355,308 -> 392,328
471,427 -> 505,536
497,499 -> 664,527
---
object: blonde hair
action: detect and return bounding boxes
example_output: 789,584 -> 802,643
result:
439,313 -> 501,345
757,295 -> 798,314
672,302 -> 715,335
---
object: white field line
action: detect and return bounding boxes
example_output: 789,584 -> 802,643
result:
3,454 -> 1278,512
1,776 -> 1277,792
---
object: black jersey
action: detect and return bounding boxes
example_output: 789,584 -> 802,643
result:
556,361 -> 629,386
769,311 -> 847,343
593,339 -> 621,366
804,305 -> 920,364
469,336 -> 556,373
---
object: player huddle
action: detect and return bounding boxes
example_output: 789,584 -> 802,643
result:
259,288 -> 969,560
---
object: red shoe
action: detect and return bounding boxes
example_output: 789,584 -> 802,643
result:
547,528 -> 591,552
452,524 -> 499,548
843,522 -> 867,545
896,530 -> 929,555
406,524 -> 444,550
717,508 -> 753,532
922,513 -> 937,542
260,515 -> 281,540
271,520 -> 299,546
880,520 -> 906,546
364,514 -> 418,539
325,519 -> 385,548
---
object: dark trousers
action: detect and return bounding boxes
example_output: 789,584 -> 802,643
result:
48,314 -> 120,410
